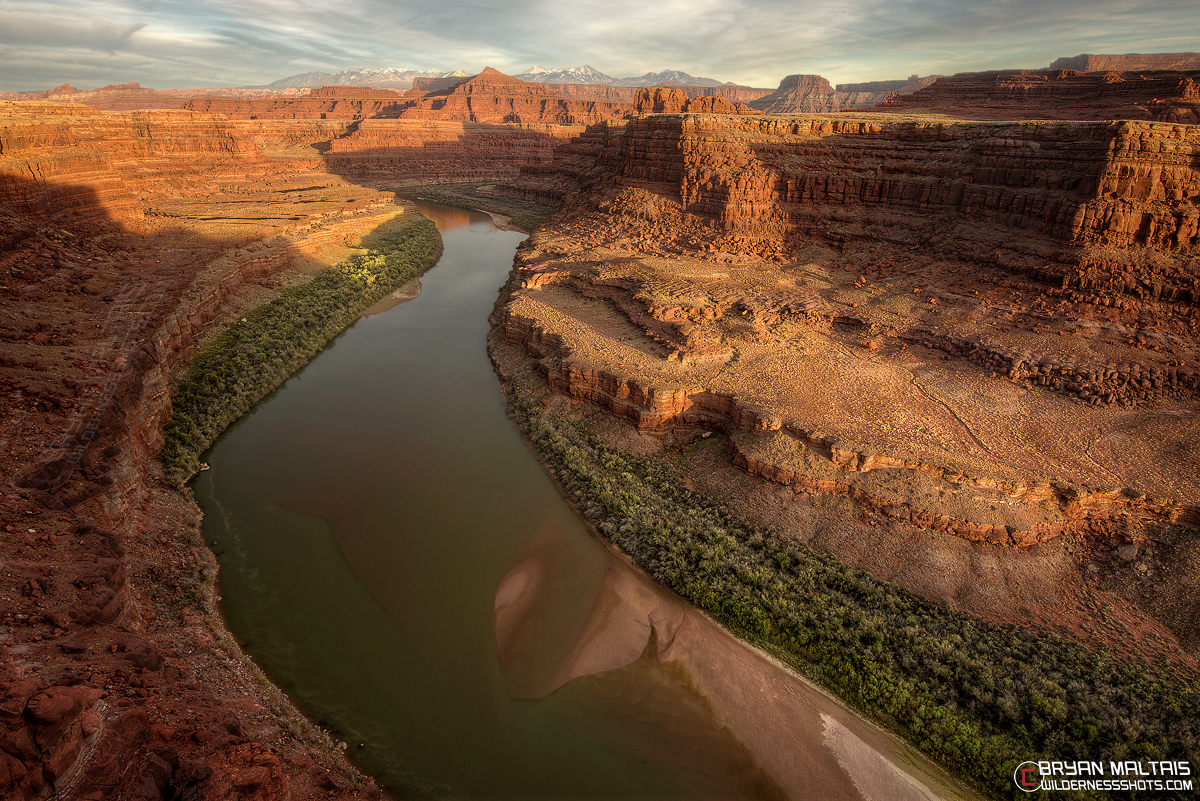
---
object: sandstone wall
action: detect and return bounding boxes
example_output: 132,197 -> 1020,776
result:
835,76 -> 941,93
2,83 -> 192,111
182,93 -> 406,120
500,112 -> 1199,440
874,69 -> 1200,123
323,119 -> 582,183
411,76 -> 773,104
0,103 -> 405,799
748,75 -> 840,113
0,99 -> 576,221
671,84 -> 776,103
522,114 -> 1199,279
184,78 -> 634,126
183,70 -> 773,127
1,208 -> 401,800
748,74 -> 905,113
394,68 -> 635,125
494,110 -> 1200,563
411,75 -> 473,93
632,88 -> 760,115
1049,53 -> 1200,72
0,103 -> 264,226
539,82 -> 773,104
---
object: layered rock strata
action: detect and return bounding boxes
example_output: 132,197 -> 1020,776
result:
413,74 -> 774,104
749,75 -> 842,113
3,83 -> 196,111
0,84 -> 307,110
873,69 -> 1200,123
1049,53 -> 1200,72
522,81 -> 774,105
394,70 -> 634,125
183,86 -> 605,186
494,110 -> 1200,653
836,76 -> 941,94
183,87 -> 408,120
0,103 -> 266,227
749,74 -> 931,113
409,75 -> 475,93
186,70 -> 636,126
308,75 -> 773,186
322,120 -> 582,183
185,69 -> 778,128
1,101 -> 414,799
632,87 -> 760,115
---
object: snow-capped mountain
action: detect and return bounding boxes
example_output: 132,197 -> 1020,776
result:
610,70 -> 729,87
516,66 -> 730,87
517,65 -> 615,85
263,68 -> 468,91
259,65 -> 733,91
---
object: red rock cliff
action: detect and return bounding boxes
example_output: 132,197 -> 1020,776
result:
874,69 -> 1200,123
2,83 -> 189,111
0,103 -> 264,226
0,102 -> 416,799
508,112 -> 1200,301
492,107 -> 1200,653
633,88 -> 760,115
539,82 -> 773,104
836,75 -> 941,93
395,67 -> 635,125
182,88 -> 407,120
323,119 -> 582,183
1049,52 -> 1200,72
749,74 -> 908,113
186,70 -> 635,126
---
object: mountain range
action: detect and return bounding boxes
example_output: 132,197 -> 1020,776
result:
258,65 -> 739,90
261,67 -> 469,91
610,70 -> 731,87
516,65 -> 615,84
516,65 -> 734,87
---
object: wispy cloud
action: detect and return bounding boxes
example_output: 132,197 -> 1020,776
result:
0,0 -> 1196,91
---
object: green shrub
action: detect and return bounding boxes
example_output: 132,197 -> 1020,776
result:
507,213 -> 543,232
506,397 -> 1200,800
160,215 -> 442,484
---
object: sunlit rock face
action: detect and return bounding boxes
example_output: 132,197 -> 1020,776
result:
495,108 -> 1200,657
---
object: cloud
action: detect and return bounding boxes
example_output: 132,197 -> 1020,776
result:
0,11 -> 147,53
0,0 -> 1197,91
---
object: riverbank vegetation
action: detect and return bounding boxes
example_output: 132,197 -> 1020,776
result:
160,212 -> 443,485
507,397 -> 1200,800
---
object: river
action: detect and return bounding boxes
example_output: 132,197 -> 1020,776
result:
192,203 -> 971,801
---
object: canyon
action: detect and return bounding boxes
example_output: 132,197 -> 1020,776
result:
184,69 -> 636,125
0,101 -> 418,799
0,57 -> 1198,799
182,69 -> 764,125
494,112 -> 1199,650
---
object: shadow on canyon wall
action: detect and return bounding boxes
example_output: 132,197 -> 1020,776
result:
313,119 -> 590,186
1,159 -> 433,797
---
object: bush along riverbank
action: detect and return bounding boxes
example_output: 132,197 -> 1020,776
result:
160,212 -> 443,485
505,396 -> 1200,800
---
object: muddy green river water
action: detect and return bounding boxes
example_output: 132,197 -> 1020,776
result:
192,203 -> 964,801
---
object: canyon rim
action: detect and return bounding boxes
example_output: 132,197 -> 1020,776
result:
1,57 -> 1198,800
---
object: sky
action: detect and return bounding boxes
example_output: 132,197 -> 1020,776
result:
0,0 -> 1197,92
